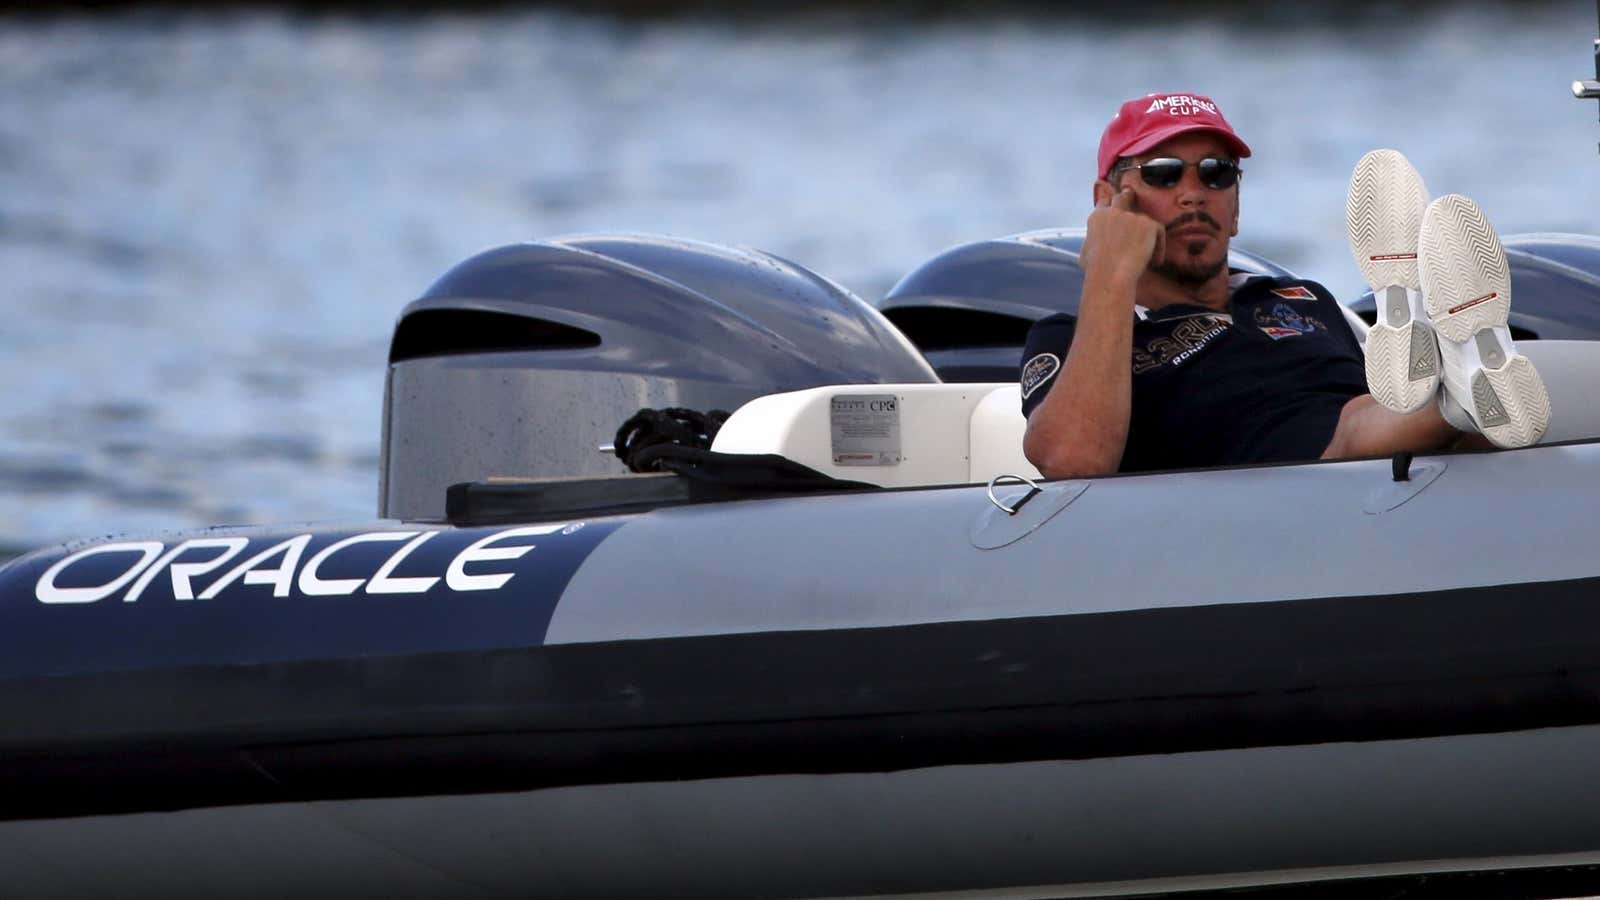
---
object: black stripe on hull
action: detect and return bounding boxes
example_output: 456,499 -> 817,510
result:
4,574 -> 1600,821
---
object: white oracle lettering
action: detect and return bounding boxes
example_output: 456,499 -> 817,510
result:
197,534 -> 313,600
297,531 -> 424,597
365,531 -> 442,595
36,541 -> 165,605
445,524 -> 568,592
123,537 -> 250,601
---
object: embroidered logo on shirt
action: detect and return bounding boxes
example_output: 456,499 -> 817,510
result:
1254,302 -> 1326,340
1020,353 -> 1061,399
1131,314 -> 1231,374
1269,285 -> 1317,301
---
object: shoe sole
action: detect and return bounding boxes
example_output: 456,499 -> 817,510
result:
1347,149 -> 1438,413
1418,194 -> 1550,448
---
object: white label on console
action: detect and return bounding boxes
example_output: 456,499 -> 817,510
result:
830,394 -> 901,466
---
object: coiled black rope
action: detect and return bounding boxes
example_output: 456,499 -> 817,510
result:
613,407 -> 731,473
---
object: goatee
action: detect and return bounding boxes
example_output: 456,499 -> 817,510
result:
1154,250 -> 1225,287
1155,211 -> 1226,286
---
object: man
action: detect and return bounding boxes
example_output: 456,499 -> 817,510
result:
1019,92 -> 1551,478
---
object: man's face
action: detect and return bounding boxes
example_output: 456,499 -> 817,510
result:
1104,132 -> 1241,286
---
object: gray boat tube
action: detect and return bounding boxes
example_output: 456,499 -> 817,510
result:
6,438 -> 1600,897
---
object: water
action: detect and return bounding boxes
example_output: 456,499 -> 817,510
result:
2,2 -> 1597,557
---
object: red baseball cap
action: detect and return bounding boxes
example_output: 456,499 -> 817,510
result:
1097,92 -> 1251,180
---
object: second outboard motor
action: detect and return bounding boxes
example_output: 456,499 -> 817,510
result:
1348,233 -> 1600,338
879,228 -> 1294,383
381,234 -> 935,520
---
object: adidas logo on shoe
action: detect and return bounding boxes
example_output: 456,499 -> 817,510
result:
1472,377 -> 1510,428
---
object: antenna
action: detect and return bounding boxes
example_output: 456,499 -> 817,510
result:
1577,0 -> 1600,152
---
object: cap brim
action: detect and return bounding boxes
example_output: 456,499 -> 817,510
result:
1119,123 -> 1252,163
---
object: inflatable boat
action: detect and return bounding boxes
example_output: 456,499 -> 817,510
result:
8,228 -> 1600,899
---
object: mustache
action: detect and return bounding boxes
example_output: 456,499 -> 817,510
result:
1166,212 -> 1222,232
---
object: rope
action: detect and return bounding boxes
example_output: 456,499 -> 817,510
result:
613,407 -> 730,473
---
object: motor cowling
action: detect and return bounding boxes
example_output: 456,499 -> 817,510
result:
381,234 -> 935,520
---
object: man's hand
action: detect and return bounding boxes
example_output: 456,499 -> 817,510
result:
1022,180 -> 1155,476
1080,182 -> 1165,285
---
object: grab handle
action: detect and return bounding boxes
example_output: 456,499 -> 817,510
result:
986,473 -> 1042,516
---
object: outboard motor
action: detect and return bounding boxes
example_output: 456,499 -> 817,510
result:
1348,233 -> 1600,339
381,234 -> 936,520
879,228 -> 1295,383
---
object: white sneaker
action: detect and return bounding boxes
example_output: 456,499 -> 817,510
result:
1347,149 -> 1439,413
1417,194 -> 1551,448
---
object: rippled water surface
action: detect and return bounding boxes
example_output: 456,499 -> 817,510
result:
2,3 -> 1598,557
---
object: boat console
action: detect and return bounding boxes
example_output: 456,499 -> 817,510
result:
710,381 -> 1036,487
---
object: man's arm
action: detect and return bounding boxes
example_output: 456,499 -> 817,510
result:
1022,187 -> 1164,478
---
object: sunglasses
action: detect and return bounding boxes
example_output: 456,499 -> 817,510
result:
1113,157 -> 1242,190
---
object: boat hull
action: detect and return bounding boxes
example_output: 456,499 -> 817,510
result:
6,444 -> 1600,895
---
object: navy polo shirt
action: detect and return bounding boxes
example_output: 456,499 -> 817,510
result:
1019,274 -> 1367,472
